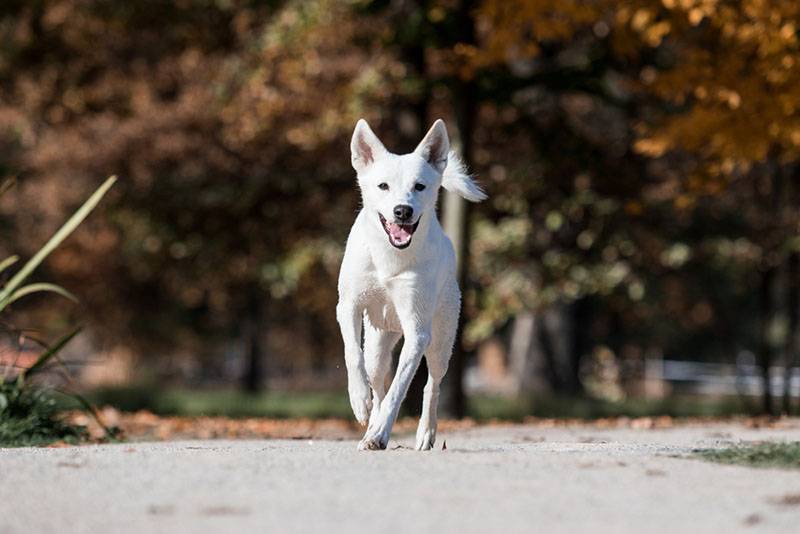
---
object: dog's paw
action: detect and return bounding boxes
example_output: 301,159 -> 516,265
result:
415,429 -> 436,451
357,434 -> 388,451
348,380 -> 372,425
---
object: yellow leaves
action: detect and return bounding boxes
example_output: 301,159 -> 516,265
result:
694,86 -> 708,100
636,102 -> 771,163
631,9 -> 653,31
721,21 -> 737,38
474,0 -> 800,184
660,0 -> 718,27
626,0 -> 800,165
625,7 -> 672,48
428,6 -> 446,23
644,21 -> 671,46
688,8 -> 704,25
717,88 -> 741,109
780,22 -> 796,42
616,6 -> 632,25
720,158 -> 736,175
634,137 -> 670,157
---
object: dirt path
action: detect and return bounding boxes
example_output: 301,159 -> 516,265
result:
2,422 -> 800,533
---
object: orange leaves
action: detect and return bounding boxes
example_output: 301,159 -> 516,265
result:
472,0 -> 800,184
630,0 -> 800,173
643,20 -> 672,45
634,137 -> 670,157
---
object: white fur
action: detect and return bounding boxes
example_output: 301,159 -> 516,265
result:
337,118 -> 486,451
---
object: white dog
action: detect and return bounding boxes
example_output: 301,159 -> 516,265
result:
337,118 -> 486,450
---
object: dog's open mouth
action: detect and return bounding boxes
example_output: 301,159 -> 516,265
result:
379,213 -> 420,249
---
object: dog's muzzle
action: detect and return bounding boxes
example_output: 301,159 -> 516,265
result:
379,213 -> 420,249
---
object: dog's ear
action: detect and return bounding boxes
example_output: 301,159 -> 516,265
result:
442,151 -> 487,202
351,119 -> 387,173
414,119 -> 450,174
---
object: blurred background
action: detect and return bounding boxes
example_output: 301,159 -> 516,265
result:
2,0 -> 800,423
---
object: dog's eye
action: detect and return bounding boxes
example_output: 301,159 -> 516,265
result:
378,183 -> 389,191
414,183 -> 426,192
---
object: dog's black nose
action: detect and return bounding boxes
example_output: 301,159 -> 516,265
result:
393,204 -> 413,222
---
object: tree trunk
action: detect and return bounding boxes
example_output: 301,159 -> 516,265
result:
440,0 -> 477,418
241,288 -> 265,393
536,309 -> 565,391
784,252 -> 799,414
758,267 -> 775,415
566,297 -> 590,395
401,0 -> 431,417
509,311 -> 553,395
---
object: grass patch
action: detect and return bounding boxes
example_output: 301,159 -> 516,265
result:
81,385 -> 763,421
83,386 -> 354,419
0,177 -> 116,447
0,384 -> 87,447
696,442 -> 800,469
467,394 -> 760,421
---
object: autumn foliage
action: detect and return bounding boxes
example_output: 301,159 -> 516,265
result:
1,0 -> 799,414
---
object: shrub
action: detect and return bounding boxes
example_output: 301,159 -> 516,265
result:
0,176 -> 116,446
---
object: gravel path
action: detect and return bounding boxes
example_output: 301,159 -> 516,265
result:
2,422 -> 800,533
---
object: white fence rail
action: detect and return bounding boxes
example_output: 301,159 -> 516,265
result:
646,359 -> 800,397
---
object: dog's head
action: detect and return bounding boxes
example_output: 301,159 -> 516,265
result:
350,118 -> 486,250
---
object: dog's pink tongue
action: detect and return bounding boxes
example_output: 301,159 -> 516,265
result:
387,222 -> 412,244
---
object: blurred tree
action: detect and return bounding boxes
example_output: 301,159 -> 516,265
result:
615,0 -> 800,414
466,0 -> 800,412
2,0 -> 800,417
0,0 -> 389,386
461,0 -> 653,398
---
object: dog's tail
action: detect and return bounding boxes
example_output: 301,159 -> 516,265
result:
442,151 -> 487,202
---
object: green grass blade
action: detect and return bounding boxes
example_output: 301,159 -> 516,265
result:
19,327 -> 82,382
0,176 -> 116,306
0,283 -> 78,311
0,256 -> 19,275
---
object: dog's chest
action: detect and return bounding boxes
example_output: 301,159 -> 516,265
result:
361,281 -> 402,333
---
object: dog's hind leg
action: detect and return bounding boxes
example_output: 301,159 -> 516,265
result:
414,356 -> 449,450
362,316 -> 400,432
415,304 -> 458,451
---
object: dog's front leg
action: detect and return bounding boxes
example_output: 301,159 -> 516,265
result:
336,300 -> 372,425
358,306 -> 431,450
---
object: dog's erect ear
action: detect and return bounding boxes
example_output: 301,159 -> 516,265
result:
442,151 -> 487,202
414,119 -> 450,174
351,119 -> 387,173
